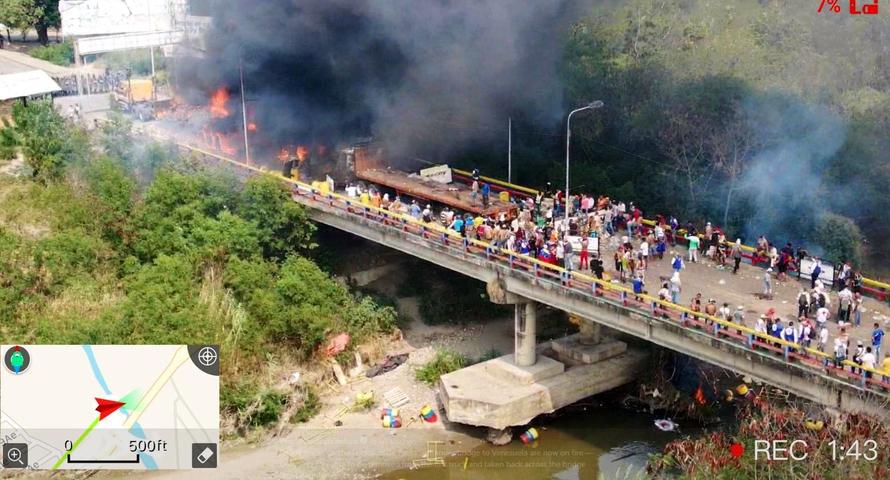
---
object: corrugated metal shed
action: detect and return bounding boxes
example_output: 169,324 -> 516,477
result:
0,70 -> 62,101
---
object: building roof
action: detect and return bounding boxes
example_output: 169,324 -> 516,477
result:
0,70 -> 62,101
0,48 -> 74,77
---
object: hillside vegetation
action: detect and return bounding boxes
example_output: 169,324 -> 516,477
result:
471,0 -> 889,270
0,101 -> 397,432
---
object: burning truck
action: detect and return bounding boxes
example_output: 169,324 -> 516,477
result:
338,141 -> 518,218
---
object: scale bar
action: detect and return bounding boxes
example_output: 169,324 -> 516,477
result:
67,453 -> 141,464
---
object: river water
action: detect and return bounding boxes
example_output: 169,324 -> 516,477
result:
379,405 -> 683,480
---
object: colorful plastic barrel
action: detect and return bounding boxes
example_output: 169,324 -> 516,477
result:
519,427 -> 539,444
420,405 -> 438,423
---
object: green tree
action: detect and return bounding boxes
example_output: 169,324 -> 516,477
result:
100,112 -> 133,163
0,0 -> 60,45
84,157 -> 136,245
814,213 -> 863,267
238,175 -> 316,260
12,100 -> 69,182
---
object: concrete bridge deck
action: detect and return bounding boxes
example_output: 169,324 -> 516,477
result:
167,140 -> 890,419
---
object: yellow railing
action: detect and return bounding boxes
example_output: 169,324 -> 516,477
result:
171,140 -> 890,382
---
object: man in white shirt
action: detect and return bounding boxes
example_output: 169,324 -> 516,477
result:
834,336 -> 848,368
816,307 -> 830,329
862,347 -> 876,379
640,239 -> 649,269
755,315 -> 767,335
818,326 -> 829,352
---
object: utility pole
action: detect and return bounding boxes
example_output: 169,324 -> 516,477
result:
508,117 -> 512,184
147,0 -> 156,103
239,56 -> 251,165
565,101 -> 604,225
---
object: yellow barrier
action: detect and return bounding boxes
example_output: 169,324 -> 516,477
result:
170,140 -> 890,380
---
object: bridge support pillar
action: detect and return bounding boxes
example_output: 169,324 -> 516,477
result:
578,321 -> 602,345
514,301 -> 538,367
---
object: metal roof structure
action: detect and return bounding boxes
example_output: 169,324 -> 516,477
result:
0,70 -> 62,101
0,49 -> 74,76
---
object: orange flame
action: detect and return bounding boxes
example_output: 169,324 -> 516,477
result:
217,133 -> 236,155
247,122 -> 257,132
296,145 -> 309,162
210,87 -> 231,118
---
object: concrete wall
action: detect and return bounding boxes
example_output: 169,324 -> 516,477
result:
308,208 -> 890,420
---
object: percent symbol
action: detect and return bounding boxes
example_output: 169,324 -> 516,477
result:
818,0 -> 842,13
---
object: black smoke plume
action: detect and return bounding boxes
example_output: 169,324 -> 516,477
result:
175,0 -> 589,164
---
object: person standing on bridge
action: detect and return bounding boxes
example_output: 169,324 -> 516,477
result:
811,259 -> 823,289
763,268 -> 773,298
818,325 -> 829,353
481,182 -> 491,208
755,314 -> 767,337
731,239 -> 743,274
733,306 -> 746,330
862,347 -> 876,380
670,272 -> 682,304
873,323 -> 884,360
579,236 -> 590,271
686,233 -> 700,263
563,238 -> 573,271
783,321 -> 799,352
797,289 -> 811,319
837,286 -> 853,326
816,304 -> 830,330
671,253 -> 684,273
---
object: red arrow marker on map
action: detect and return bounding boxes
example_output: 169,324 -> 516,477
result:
95,398 -> 126,420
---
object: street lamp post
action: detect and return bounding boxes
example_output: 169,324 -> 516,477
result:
565,101 -> 604,227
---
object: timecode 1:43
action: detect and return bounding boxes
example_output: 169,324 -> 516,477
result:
829,440 -> 879,461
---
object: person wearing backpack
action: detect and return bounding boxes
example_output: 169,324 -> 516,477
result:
796,289 -> 810,318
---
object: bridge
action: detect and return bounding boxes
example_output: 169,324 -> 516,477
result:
165,139 -> 890,424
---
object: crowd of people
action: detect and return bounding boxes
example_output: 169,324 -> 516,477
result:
53,70 -> 130,97
339,175 -> 890,383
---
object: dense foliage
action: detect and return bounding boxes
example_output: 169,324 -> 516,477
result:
0,0 -> 60,44
459,0 -> 889,270
28,40 -> 72,65
0,101 -> 397,429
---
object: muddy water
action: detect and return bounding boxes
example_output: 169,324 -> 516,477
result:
379,405 -> 682,480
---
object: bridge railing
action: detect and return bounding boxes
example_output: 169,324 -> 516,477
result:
168,140 -> 890,394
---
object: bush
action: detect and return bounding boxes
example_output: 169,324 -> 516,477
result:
101,49 -> 166,76
0,122 -> 17,160
415,349 -> 468,385
29,41 -> 74,66
290,387 -> 320,423
814,213 -> 863,267
11,100 -> 69,182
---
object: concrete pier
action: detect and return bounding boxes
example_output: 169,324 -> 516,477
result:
440,337 -> 648,430
514,301 -> 537,367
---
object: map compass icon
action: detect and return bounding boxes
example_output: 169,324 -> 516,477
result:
4,346 -> 30,375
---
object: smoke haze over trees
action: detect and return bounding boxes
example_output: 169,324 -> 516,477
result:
176,0 -> 588,161
180,0 -> 890,270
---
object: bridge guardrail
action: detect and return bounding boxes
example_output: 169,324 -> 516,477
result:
166,140 -> 890,394
439,173 -> 890,299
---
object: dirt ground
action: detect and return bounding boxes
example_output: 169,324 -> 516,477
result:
128,347 -> 485,480
127,257 -> 513,480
